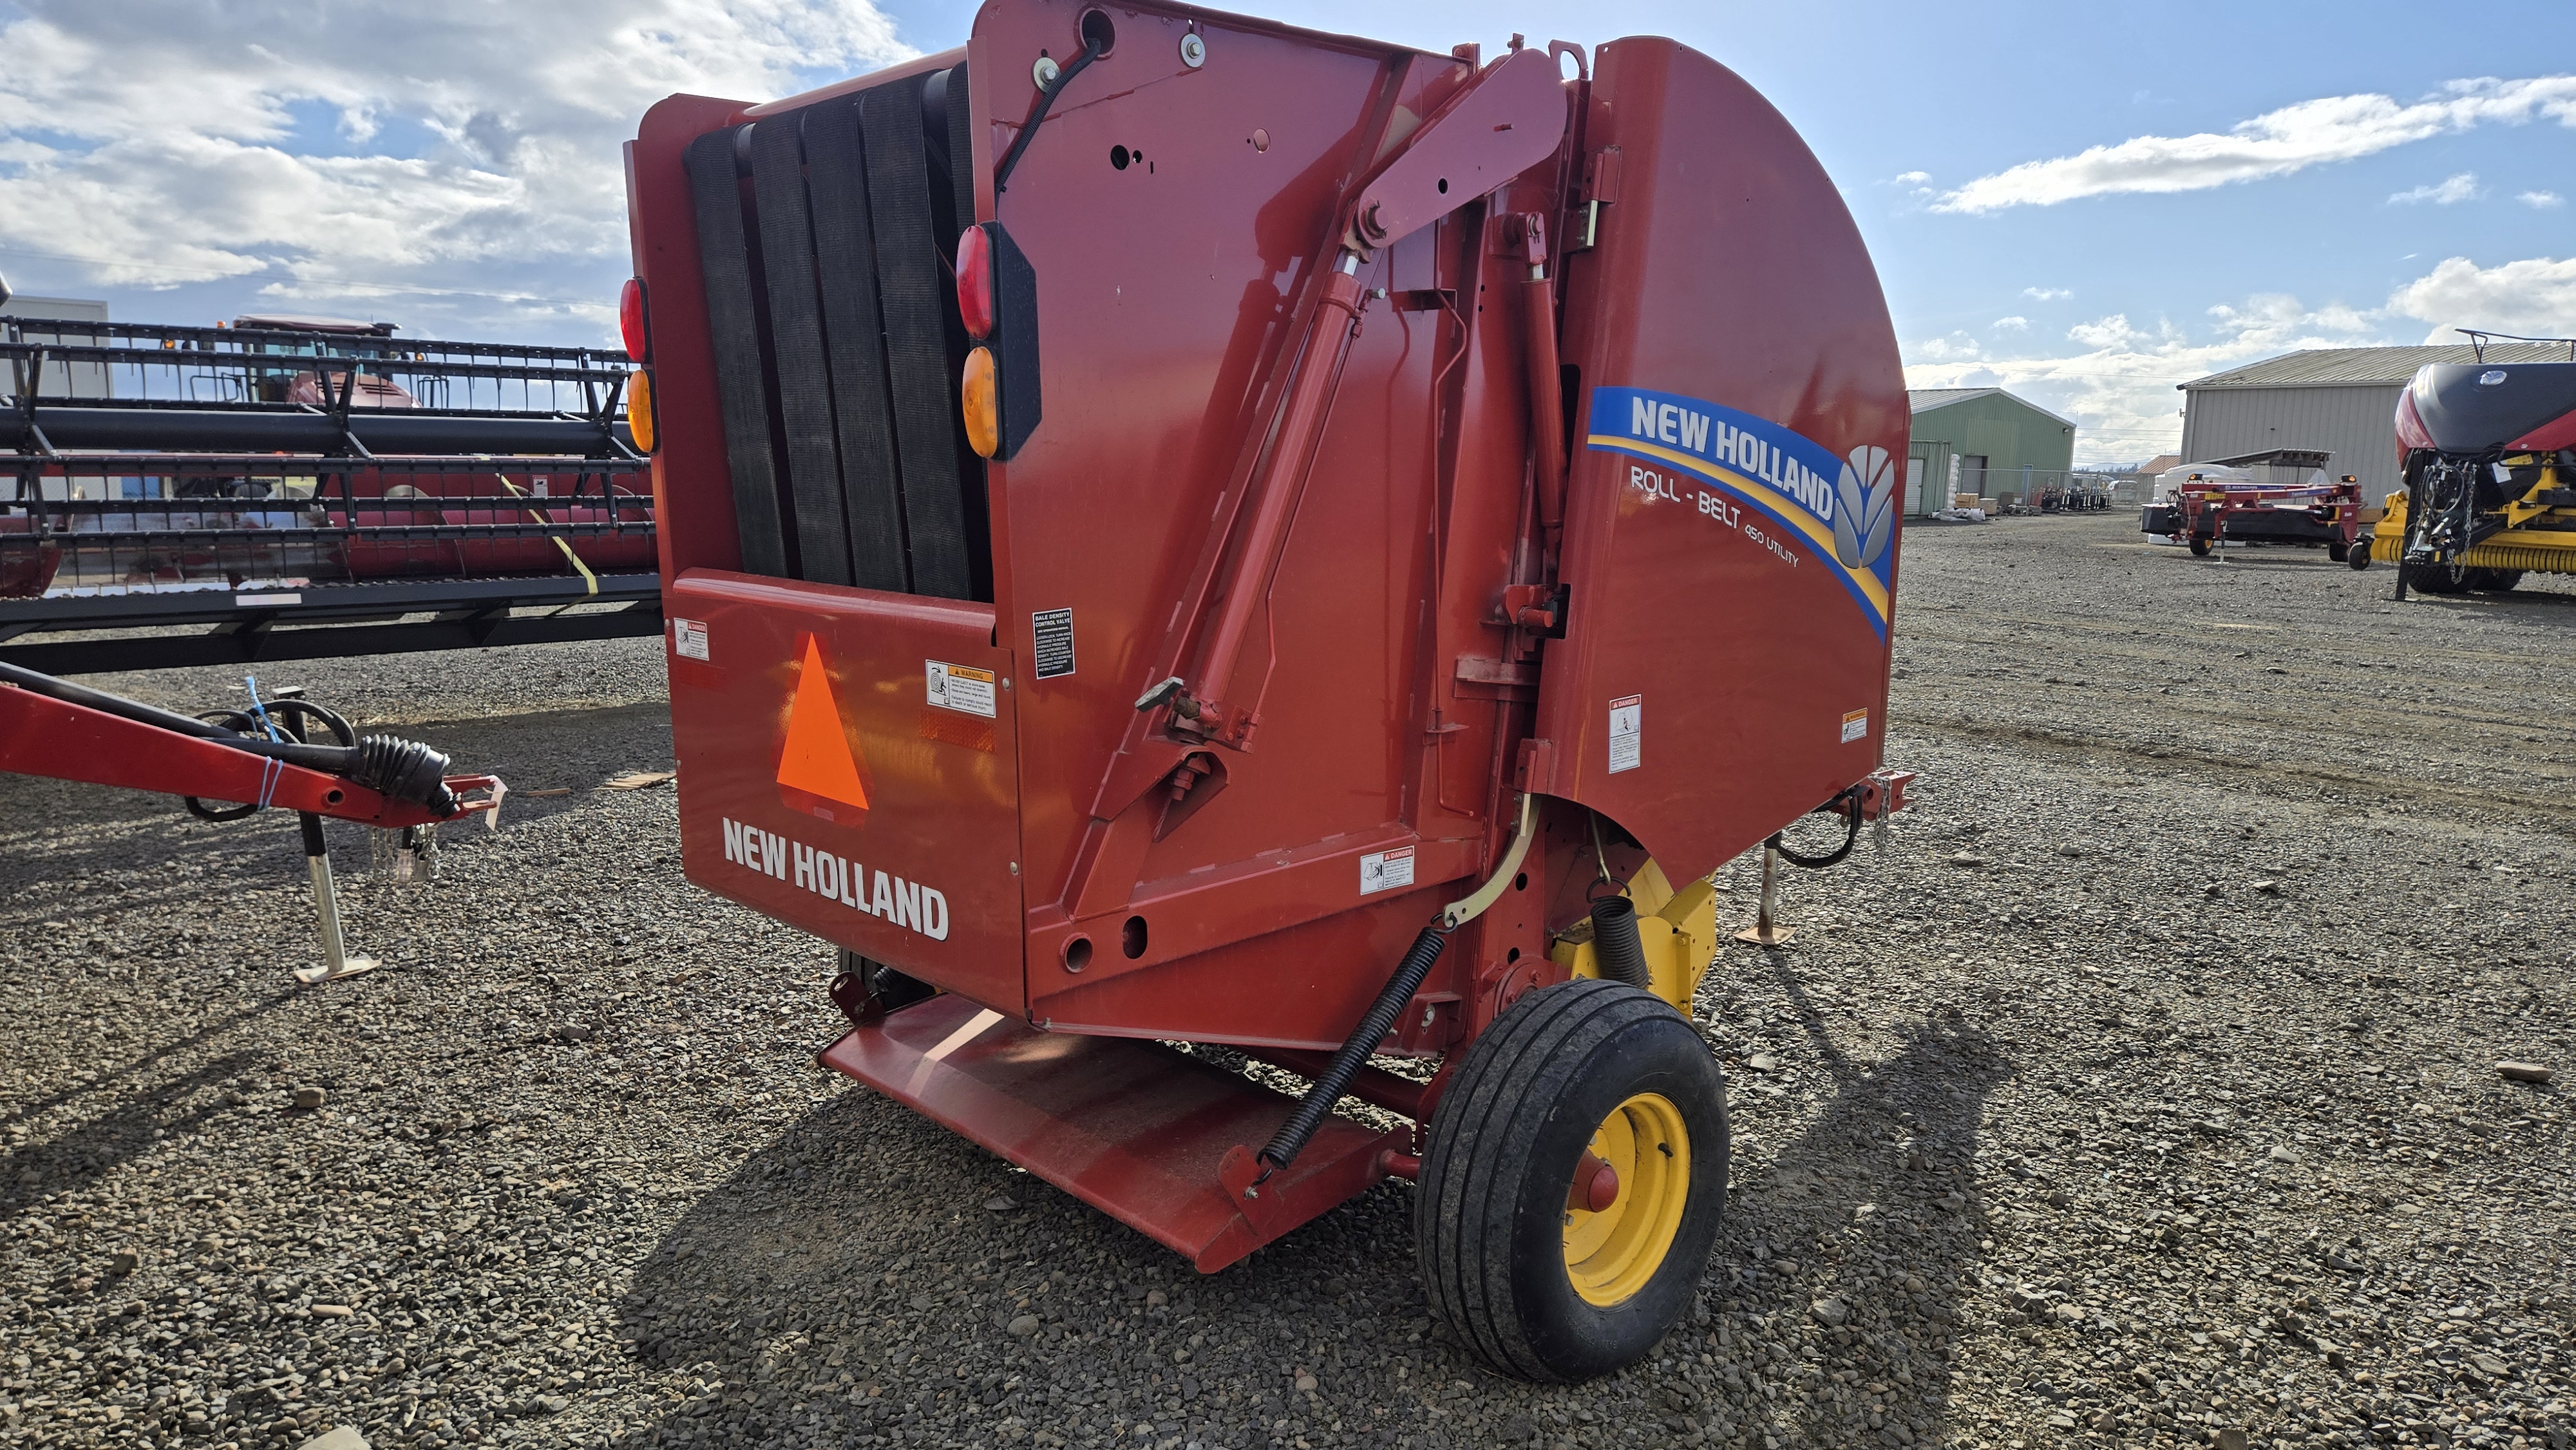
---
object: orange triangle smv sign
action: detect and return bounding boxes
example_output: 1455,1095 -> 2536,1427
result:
776,636 -> 870,811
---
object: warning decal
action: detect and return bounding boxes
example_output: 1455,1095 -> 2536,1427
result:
1359,845 -> 1416,895
927,661 -> 998,718
776,636 -> 871,820
673,619 -> 710,661
1607,695 -> 1642,775
1841,708 -> 1869,744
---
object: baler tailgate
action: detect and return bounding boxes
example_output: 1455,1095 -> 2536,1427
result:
818,995 -> 1399,1272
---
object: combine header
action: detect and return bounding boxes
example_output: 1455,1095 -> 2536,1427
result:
625,0 -> 1909,1379
2,310 -> 656,670
2378,330 -> 2576,598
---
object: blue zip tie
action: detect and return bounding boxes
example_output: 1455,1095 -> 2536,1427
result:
243,674 -> 282,742
243,675 -> 285,808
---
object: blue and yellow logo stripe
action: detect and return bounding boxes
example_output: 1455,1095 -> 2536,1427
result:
1589,433 -> 1894,631
1585,386 -> 1895,640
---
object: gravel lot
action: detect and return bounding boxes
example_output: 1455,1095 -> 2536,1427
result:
3,514 -> 2570,1450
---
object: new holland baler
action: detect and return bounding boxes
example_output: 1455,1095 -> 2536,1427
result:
2376,333 -> 2576,598
623,0 -> 1908,1380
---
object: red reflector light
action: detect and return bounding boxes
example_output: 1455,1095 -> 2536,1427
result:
619,278 -> 650,362
956,227 -> 994,339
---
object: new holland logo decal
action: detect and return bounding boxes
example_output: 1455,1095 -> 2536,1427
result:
1586,385 -> 1897,638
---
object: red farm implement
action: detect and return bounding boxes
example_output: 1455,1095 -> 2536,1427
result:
2,312 -> 658,672
0,660 -> 502,980
2154,478 -> 2366,560
617,0 -> 1911,1380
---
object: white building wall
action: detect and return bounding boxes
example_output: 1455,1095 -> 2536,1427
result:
2178,383 -> 2409,498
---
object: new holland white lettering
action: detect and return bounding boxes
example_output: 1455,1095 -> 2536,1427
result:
1661,402 -> 1683,444
1678,411 -> 1710,455
715,817 -> 952,941
1631,395 -> 1658,437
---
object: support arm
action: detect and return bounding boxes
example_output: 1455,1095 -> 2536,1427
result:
1154,47 -> 1572,751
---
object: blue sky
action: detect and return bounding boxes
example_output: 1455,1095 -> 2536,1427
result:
3,0 -> 2571,464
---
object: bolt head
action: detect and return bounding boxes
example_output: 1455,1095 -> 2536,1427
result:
1032,55 -> 1061,90
1179,32 -> 1206,68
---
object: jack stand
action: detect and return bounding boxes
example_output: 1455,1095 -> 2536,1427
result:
1732,844 -> 1795,947
296,811 -> 380,984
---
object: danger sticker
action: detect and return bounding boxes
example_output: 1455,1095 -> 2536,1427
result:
1841,708 -> 1869,744
1359,845 -> 1416,895
927,661 -> 998,718
1607,695 -> 1642,774
673,618 -> 710,661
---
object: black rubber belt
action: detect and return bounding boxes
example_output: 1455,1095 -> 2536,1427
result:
684,126 -> 790,578
860,75 -> 973,601
936,61 -> 995,601
802,97 -> 912,593
750,114 -> 854,587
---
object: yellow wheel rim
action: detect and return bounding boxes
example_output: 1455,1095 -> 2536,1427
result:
1562,1092 -> 1690,1307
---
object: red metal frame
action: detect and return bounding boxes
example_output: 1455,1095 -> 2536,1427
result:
2162,480 -> 2363,552
0,681 -> 491,828
627,0 -> 1906,1268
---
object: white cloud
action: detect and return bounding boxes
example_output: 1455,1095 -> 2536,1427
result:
2388,172 -> 2481,205
1909,333 -> 1984,363
1906,292 -> 2401,466
1992,315 -> 2029,332
0,1 -> 913,335
2385,256 -> 2576,340
2023,286 -> 2072,301
1935,75 -> 2576,212
1908,257 -> 2576,464
1890,170 -> 1930,185
2521,189 -> 2566,208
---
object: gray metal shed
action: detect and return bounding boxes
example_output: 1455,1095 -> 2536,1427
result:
2179,342 -> 2576,499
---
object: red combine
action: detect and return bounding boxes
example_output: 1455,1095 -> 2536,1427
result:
622,0 -> 1908,1379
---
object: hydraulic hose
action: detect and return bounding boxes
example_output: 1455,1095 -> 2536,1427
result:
1256,922 -> 1448,1177
0,660 -> 459,816
1589,896 -> 1650,989
992,28 -> 1108,194
1771,796 -> 1862,869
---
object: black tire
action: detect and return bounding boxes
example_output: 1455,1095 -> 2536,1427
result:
2327,542 -> 2347,562
2477,569 -> 2523,593
2347,537 -> 2373,571
2188,534 -> 2212,557
1416,978 -> 1728,1382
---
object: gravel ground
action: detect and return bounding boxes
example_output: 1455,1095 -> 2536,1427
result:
3,514 -> 2570,1450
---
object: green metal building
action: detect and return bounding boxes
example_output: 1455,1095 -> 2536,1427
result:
1905,388 -> 2078,514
